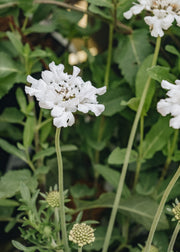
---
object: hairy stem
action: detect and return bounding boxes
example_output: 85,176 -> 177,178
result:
144,165 -> 180,252
102,36 -> 161,252
167,222 -> 180,252
55,128 -> 70,252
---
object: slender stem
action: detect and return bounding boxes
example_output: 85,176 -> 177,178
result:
0,2 -> 17,9
167,222 -> 180,252
102,36 -> 161,252
54,207 -> 61,246
159,129 -> 179,184
36,117 -> 53,131
78,247 -> 82,252
144,165 -> 180,252
55,128 -> 70,252
133,114 -> 144,189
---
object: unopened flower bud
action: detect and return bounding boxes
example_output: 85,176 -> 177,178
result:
69,223 -> 95,247
172,201 -> 180,221
46,191 -> 60,207
142,245 -> 158,252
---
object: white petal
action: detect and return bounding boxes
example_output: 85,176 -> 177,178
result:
124,10 -> 133,19
170,116 -> 180,129
53,112 -> 75,128
27,75 -> 37,84
161,80 -> 174,90
157,99 -> 171,116
41,70 -> 54,84
51,106 -> 65,117
72,66 -> 81,77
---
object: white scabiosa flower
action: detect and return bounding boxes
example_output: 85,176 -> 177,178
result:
157,79 -> 180,129
124,0 -> 180,37
25,62 -> 106,128
69,223 -> 95,247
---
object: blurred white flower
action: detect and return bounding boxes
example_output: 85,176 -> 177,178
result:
124,0 -> 180,37
157,79 -> 180,129
25,62 -> 106,128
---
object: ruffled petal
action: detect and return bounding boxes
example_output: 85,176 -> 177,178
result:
157,99 -> 171,116
53,112 -> 75,128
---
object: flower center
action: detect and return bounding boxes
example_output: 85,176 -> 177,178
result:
151,0 -> 180,13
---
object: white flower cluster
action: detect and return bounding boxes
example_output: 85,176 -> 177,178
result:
124,0 -> 180,37
25,62 -> 106,128
69,223 -> 95,247
157,79 -> 180,129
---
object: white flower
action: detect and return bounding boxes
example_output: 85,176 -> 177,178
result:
157,79 -> 180,129
25,62 -> 106,128
124,0 -> 180,37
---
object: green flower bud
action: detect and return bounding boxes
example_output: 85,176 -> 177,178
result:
46,191 -> 60,208
69,223 -> 95,247
172,201 -> 180,221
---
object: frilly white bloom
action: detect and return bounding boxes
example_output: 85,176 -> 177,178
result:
124,0 -> 180,37
25,62 -> 106,128
69,223 -> 95,247
157,79 -> 180,129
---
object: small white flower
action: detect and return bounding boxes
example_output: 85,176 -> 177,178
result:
124,0 -> 180,37
25,62 -> 106,128
157,79 -> 180,129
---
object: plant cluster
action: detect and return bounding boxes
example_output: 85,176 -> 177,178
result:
1,0 -> 180,252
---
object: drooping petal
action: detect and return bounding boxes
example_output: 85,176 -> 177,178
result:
53,112 -> 75,128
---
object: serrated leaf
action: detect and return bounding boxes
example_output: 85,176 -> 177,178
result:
0,138 -> 26,162
147,65 -> 176,83
114,29 -> 152,86
99,86 -> 132,116
73,193 -> 168,230
0,107 -> 24,124
108,147 -> 137,165
142,117 -> 174,160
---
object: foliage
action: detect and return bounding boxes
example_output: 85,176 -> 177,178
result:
0,0 -> 180,251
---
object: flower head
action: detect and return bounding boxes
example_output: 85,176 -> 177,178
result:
46,191 -> 60,207
172,198 -> 180,221
157,79 -> 180,129
124,0 -> 180,37
25,62 -> 106,128
69,223 -> 95,247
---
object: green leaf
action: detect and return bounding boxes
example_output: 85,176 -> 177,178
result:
16,87 -> 27,114
94,164 -> 130,197
23,116 -> 35,148
86,0 -> 113,8
61,144 -> 78,152
20,182 -> 31,201
136,55 -> 156,112
12,240 -> 28,251
142,117 -> 174,160
114,29 -> 152,86
0,107 -> 24,124
165,45 -> 180,57
0,169 -> 37,198
88,4 -> 112,20
147,65 -> 176,83
108,147 -> 137,165
73,193 -> 168,230
70,183 -> 95,199
33,147 -> 56,161
99,86 -> 132,116
0,52 -> 20,78
0,199 -> 19,207
6,31 -> 23,54
25,22 -> 56,34
0,138 -> 26,162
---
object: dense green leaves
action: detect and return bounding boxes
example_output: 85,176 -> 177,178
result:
108,147 -> 137,165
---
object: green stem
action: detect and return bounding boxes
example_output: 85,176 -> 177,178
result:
158,129 -> 179,185
54,207 -> 61,246
102,36 -> 161,252
55,128 -> 70,252
78,247 -> 82,252
144,165 -> 180,252
133,114 -> 144,189
167,222 -> 180,252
